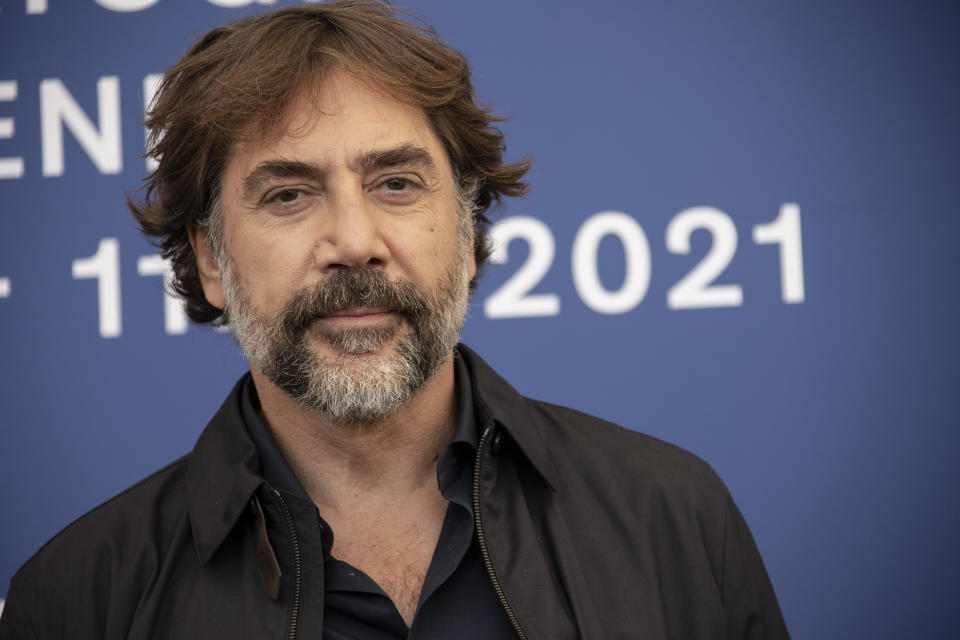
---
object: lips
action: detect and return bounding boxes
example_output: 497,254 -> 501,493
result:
318,306 -> 392,319
312,307 -> 400,328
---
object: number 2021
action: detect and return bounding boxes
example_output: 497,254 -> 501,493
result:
483,203 -> 804,319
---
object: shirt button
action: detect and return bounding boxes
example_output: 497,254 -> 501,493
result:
491,431 -> 502,454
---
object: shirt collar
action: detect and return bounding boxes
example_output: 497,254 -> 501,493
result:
186,345 -> 556,565
450,352 -> 478,450
186,375 -> 264,566
240,376 -> 311,501
456,344 -> 559,490
240,354 -> 480,502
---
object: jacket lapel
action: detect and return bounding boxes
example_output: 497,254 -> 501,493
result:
461,346 -> 606,639
186,375 -> 264,566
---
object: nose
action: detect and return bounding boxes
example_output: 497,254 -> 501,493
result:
312,185 -> 390,273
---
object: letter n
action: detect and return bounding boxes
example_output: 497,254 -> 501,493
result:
40,77 -> 122,177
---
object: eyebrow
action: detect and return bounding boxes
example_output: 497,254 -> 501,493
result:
241,159 -> 325,201
240,144 -> 440,202
357,144 -> 437,175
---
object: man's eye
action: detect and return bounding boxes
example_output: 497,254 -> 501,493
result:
383,177 -> 410,191
270,188 -> 301,203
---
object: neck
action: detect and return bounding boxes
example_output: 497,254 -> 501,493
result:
249,355 -> 458,512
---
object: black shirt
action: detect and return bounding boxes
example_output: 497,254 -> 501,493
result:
240,355 -> 517,639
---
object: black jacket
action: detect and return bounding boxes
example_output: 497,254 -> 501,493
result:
0,346 -> 789,639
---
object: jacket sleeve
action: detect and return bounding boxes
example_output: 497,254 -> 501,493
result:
0,585 -> 40,640
720,494 -> 791,639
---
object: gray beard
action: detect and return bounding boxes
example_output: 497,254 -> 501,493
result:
221,261 -> 470,425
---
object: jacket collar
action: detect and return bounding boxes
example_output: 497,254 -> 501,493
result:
186,345 -> 559,564
186,375 -> 265,566
457,345 -> 559,490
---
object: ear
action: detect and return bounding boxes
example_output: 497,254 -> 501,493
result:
462,214 -> 478,282
467,230 -> 478,282
187,224 -> 226,310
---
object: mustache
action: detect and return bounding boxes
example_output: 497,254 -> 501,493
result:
279,269 -> 429,335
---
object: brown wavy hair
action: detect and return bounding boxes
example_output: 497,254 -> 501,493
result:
129,0 -> 530,324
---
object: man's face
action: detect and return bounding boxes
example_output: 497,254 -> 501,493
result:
198,71 -> 476,423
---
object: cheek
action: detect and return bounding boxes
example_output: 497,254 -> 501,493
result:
226,227 -> 317,307
390,219 -> 463,279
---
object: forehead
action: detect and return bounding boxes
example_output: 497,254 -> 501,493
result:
227,71 -> 450,171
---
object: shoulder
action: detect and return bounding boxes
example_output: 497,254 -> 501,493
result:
3,376 -> 262,636
516,397 -> 739,593
8,456 -> 192,623
459,344 -> 726,505
523,397 -> 729,507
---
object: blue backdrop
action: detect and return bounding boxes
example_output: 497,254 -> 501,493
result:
1,1 -> 958,637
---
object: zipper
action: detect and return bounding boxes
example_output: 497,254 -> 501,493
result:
273,489 -> 302,640
473,425 -> 528,639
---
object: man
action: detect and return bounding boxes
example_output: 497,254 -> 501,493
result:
0,2 -> 789,638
